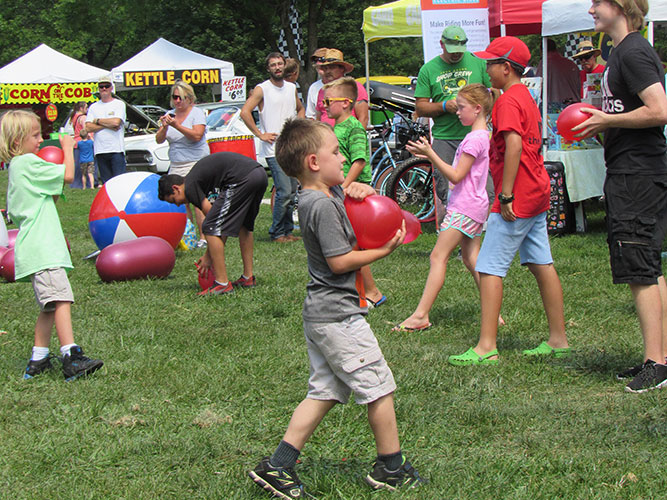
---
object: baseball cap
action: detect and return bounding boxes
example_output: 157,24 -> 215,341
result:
474,36 -> 531,69
441,25 -> 468,54
98,75 -> 113,84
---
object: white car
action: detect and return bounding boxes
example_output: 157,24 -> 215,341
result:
124,101 -> 265,174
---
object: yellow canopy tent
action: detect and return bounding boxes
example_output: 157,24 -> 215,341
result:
361,0 -> 422,94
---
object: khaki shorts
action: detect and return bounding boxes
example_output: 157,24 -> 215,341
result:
31,268 -> 74,312
303,314 -> 396,405
168,161 -> 197,177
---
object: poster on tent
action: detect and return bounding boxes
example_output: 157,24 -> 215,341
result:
420,0 -> 489,63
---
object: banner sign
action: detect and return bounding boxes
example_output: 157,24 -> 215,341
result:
45,103 -> 58,121
123,68 -> 221,88
420,0 -> 489,64
0,82 -> 98,105
220,76 -> 246,102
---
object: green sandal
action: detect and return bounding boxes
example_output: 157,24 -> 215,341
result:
448,347 -> 499,366
522,341 -> 571,358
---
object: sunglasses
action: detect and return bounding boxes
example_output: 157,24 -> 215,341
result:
98,83 -> 112,89
313,57 -> 342,64
172,94 -> 184,101
323,97 -> 352,107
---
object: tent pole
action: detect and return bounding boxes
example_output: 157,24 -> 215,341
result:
365,41 -> 371,99
648,21 -> 654,45
542,36 -> 548,157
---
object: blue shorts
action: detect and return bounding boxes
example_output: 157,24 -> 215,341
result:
475,212 -> 553,277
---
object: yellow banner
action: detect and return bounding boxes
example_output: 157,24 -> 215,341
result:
123,69 -> 221,88
0,83 -> 98,104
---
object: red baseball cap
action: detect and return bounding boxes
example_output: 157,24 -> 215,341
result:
474,36 -> 531,69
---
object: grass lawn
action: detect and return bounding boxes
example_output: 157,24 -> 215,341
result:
0,170 -> 665,500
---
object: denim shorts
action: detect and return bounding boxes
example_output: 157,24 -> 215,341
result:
303,314 -> 396,405
32,268 -> 74,312
475,212 -> 553,277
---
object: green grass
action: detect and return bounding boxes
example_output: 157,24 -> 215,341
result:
1,171 -> 666,500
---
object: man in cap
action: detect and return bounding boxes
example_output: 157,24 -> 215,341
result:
413,25 -> 492,226
305,48 -> 328,119
572,40 -> 605,98
85,75 -> 127,183
314,49 -> 368,128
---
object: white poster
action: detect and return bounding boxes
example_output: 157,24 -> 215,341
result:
220,76 -> 246,102
420,9 -> 490,63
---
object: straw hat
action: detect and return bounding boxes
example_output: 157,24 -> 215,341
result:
315,49 -> 354,74
573,40 -> 601,60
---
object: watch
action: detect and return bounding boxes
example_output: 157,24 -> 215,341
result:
498,193 -> 514,204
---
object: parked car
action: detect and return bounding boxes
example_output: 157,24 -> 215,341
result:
124,101 -> 264,174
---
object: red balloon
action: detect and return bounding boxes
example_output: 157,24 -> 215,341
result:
198,265 -> 216,290
6,229 -> 18,248
95,236 -> 175,283
344,195 -> 403,249
0,246 -> 9,263
0,247 -> 15,282
37,146 -> 64,164
401,210 -> 422,244
556,103 -> 597,143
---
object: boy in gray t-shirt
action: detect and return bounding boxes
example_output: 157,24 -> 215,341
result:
248,118 -> 424,498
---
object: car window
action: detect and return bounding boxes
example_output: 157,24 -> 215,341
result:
206,106 -> 241,129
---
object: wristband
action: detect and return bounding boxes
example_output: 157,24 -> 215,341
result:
442,101 -> 447,112
498,193 -> 514,204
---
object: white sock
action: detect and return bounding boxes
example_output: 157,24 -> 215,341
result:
214,281 -> 229,287
31,346 -> 50,361
60,344 -> 77,357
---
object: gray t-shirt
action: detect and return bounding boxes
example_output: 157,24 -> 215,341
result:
299,186 -> 367,322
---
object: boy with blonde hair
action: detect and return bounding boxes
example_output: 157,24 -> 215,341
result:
248,118 -> 423,498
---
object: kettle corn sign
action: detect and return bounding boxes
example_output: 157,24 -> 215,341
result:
1,83 -> 98,104
123,69 -> 221,88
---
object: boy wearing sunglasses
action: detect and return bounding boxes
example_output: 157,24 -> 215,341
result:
85,75 -> 126,183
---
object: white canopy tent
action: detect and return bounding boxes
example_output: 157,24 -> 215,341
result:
0,44 -> 109,83
111,38 -> 234,92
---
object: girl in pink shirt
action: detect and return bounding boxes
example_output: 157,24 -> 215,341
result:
394,83 -> 503,331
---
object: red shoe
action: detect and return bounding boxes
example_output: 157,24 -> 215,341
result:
197,282 -> 234,296
231,275 -> 256,288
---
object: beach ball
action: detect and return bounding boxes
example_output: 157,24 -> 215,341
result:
89,172 -> 186,250
556,103 -> 597,143
344,195 -> 403,249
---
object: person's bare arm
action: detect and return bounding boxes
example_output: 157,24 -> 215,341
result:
414,97 -> 456,118
500,131 -> 522,222
241,86 -> 277,143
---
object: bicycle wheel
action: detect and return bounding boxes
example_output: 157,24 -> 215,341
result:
386,157 -> 435,223
372,156 -> 395,196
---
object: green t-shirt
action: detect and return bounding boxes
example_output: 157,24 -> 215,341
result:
414,52 -> 491,140
7,153 -> 72,281
334,115 -> 371,184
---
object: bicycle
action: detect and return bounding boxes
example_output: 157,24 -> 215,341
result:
367,103 -> 411,195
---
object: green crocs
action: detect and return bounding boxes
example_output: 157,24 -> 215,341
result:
522,341 -> 571,358
448,347 -> 499,366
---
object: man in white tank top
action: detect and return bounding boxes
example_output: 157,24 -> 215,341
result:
241,53 -> 305,242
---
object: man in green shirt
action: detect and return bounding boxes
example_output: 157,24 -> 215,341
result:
414,25 -> 491,226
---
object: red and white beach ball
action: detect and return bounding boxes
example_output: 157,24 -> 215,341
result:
88,172 -> 186,250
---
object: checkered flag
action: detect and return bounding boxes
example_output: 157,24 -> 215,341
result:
565,33 -> 589,60
277,0 -> 303,61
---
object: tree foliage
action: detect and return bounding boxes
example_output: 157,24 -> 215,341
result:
2,1 -> 666,108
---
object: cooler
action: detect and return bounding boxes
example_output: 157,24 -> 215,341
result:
207,135 -> 256,160
545,161 -> 575,235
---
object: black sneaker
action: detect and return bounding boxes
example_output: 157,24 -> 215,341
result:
625,360 -> 667,393
365,456 -> 425,491
62,346 -> 103,382
24,356 -> 54,379
616,362 -> 644,380
248,456 -> 304,499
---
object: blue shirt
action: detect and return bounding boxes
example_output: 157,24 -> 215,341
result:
78,139 -> 95,163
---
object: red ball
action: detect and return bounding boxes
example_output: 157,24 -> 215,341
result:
198,266 -> 216,290
95,236 -> 175,283
401,210 -> 422,244
37,145 -> 64,164
0,247 -> 15,282
556,103 -> 597,143
6,228 -> 18,248
344,195 -> 403,249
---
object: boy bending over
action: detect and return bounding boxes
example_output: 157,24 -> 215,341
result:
158,152 -> 268,295
248,118 -> 423,498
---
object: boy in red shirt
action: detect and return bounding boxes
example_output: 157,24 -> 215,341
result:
448,37 -> 570,366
